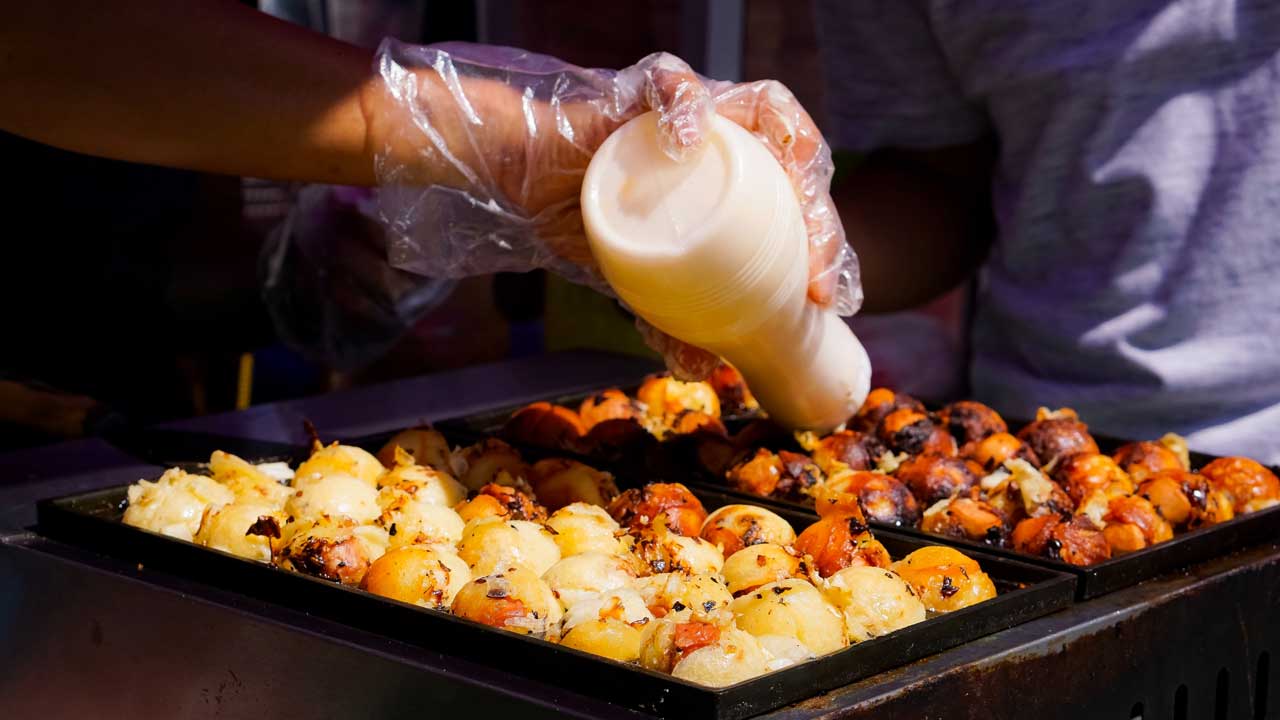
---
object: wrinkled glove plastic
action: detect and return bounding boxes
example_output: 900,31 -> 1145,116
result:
370,39 -> 861,380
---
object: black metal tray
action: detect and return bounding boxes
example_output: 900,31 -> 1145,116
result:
35,475 -> 1073,720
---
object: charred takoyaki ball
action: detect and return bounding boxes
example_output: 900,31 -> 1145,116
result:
578,388 -> 640,428
851,388 -> 926,433
794,510 -> 892,578
721,544 -> 808,596
699,504 -> 797,557
208,451 -> 292,508
1112,441 -> 1185,481
962,432 -> 1041,473
811,430 -> 887,474
641,619 -> 772,686
451,566 -> 563,638
635,374 -> 721,433
456,439 -> 531,493
632,514 -> 726,576
363,545 -> 471,609
1051,452 -> 1134,505
1136,470 -> 1234,529
981,459 -> 1075,524
724,449 -> 823,500
1015,410 -> 1099,467
456,516 -> 561,577
708,363 -> 759,415
1101,495 -> 1174,555
1199,457 -> 1280,514
936,401 -> 1008,446
376,427 -> 454,473
921,496 -> 1008,545
501,402 -> 587,450
528,458 -> 619,511
891,546 -> 997,613
877,408 -> 958,457
894,455 -> 980,506
1011,514 -> 1111,566
124,468 -> 237,542
818,471 -> 920,527
276,518 -> 389,586
823,566 -> 926,643
453,483 -> 546,524
294,443 -> 385,488
668,410 -> 728,438
731,579 -> 848,656
545,502 -> 630,558
608,483 -> 708,537
775,451 -> 826,499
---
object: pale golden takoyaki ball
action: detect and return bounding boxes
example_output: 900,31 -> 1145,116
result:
294,443 -> 385,488
633,573 -> 734,622
277,519 -> 389,586
632,516 -> 725,576
699,504 -> 796,558
284,472 -> 381,525
754,635 -> 814,669
451,566 -> 563,637
377,458 -> 467,507
363,545 -> 471,609
377,428 -> 455,474
208,451 -> 291,508
376,483 -> 466,549
671,627 -> 772,687
560,617 -> 648,663
545,502 -> 630,558
890,546 -> 997,613
561,587 -> 653,635
194,501 -> 285,562
541,552 -> 639,609
123,468 -> 236,542
457,517 -> 561,577
721,543 -> 806,596
730,579 -> 847,656
823,566 -> 926,642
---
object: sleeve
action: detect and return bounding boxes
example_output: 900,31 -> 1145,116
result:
814,0 -> 989,151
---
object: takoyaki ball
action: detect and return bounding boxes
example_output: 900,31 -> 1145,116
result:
1102,495 -> 1174,555
277,519 -> 389,586
671,626 -> 772,687
376,482 -> 466,549
633,515 -> 725,576
1015,411 -> 1099,467
921,496 -> 1008,545
667,410 -> 728,438
937,401 -> 1008,445
894,455 -> 980,506
794,511 -> 892,578
692,432 -> 749,477
451,566 -> 563,638
708,363 -> 758,415
819,470 -> 920,527
731,579 -> 848,656
560,587 -> 654,660
123,468 -> 236,542
877,408 -> 957,457
634,573 -> 734,621
578,388 -> 640,429
529,458 -> 619,511
640,618 -> 725,674
454,483 -> 547,524
699,504 -> 797,557
363,545 -> 471,609
1200,457 -> 1280,514
987,458 -> 1076,521
456,517 -> 561,577
1137,469 -> 1234,529
1112,441 -> 1185,481
775,451 -> 827,500
823,566 -> 927,642
579,417 -> 653,453
545,502 -> 630,558
722,544 -> 806,596
457,439 -> 532,493
208,451 -> 291,508
608,482 -> 708,537
1010,514 -> 1111,566
636,374 -> 721,422
890,546 -> 997,613
1052,452 -> 1134,504
501,401 -> 586,450
376,427 -> 454,473
726,449 -> 786,498
378,450 -> 468,506
852,388 -> 926,433
811,430 -> 887,474
962,432 -> 1041,473
284,472 -> 381,525
542,551 -> 640,608
194,502 -> 285,562
294,442 -> 385,488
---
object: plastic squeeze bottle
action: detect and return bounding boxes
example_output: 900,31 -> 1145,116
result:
581,111 -> 871,432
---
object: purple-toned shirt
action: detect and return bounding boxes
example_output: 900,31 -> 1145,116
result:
817,0 -> 1280,463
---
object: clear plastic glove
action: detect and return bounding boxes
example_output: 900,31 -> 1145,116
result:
367,40 -> 860,380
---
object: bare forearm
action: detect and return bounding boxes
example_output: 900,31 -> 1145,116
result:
1,1 -> 377,184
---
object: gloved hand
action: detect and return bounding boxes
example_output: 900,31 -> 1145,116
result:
366,40 -> 860,380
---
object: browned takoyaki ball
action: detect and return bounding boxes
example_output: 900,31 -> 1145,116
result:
1011,514 -> 1111,566
502,402 -> 587,449
1015,411 -> 1099,467
457,438 -> 531,492
794,510 -> 892,577
578,388 -> 640,429
1136,469 -> 1234,529
878,408 -> 957,457
962,432 -> 1041,473
454,483 -> 548,523
726,449 -> 785,498
635,374 -> 721,421
811,430 -> 887,474
936,401 -> 1008,446
668,411 -> 728,437
894,455 -> 981,506
775,451 -> 825,500
1199,457 -> 1280,514
698,504 -> 796,557
708,363 -> 758,415
529,458 -> 619,511
1102,495 -> 1174,555
1113,441 -> 1185,480
852,388 -> 926,433
921,496 -> 1008,545
376,427 -> 453,472
608,482 -> 708,537
1051,452 -> 1134,504
820,471 -> 920,527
